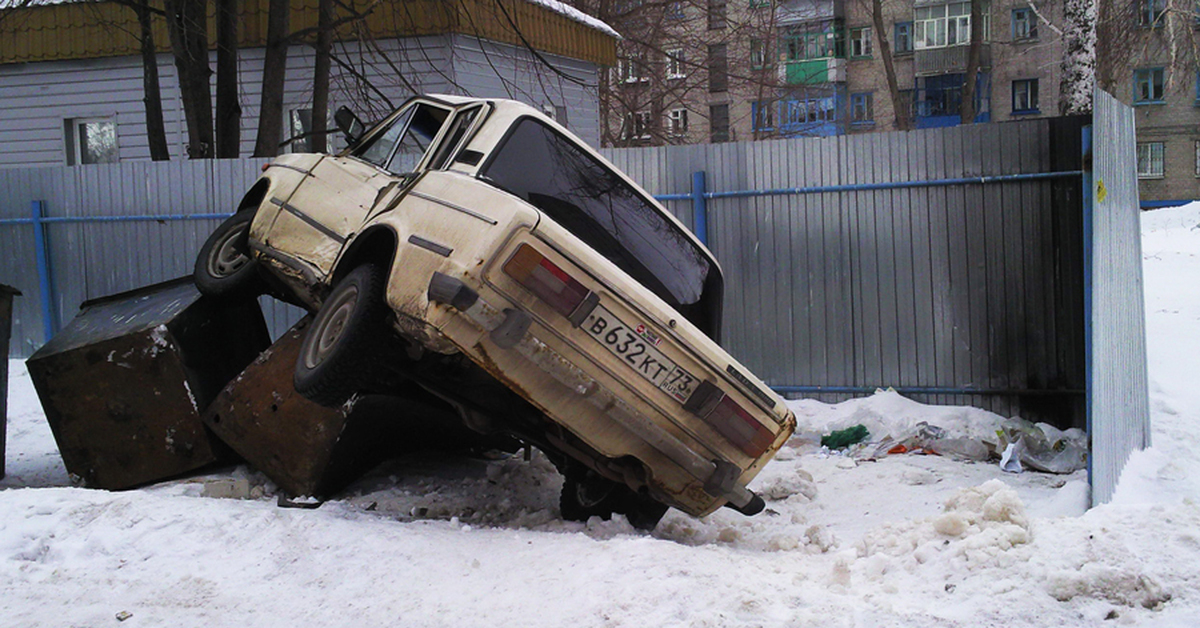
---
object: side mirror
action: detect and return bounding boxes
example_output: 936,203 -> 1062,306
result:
334,106 -> 364,144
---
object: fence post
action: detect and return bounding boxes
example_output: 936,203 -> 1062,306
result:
1080,123 -> 1094,495
31,200 -> 58,342
691,170 -> 708,246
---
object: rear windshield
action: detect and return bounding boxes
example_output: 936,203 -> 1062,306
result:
483,119 -> 718,332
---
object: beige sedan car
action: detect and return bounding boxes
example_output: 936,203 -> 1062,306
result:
195,95 -> 795,529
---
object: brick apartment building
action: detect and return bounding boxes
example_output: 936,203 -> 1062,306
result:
596,0 -> 1199,204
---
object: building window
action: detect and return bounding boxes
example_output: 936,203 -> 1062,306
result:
850,27 -> 872,58
667,108 -> 689,136
894,22 -> 913,53
618,57 -> 649,83
1137,142 -> 1165,178
750,38 -> 768,69
750,0 -> 771,7
65,117 -> 118,165
708,0 -> 726,29
666,1 -> 684,19
1140,0 -> 1166,26
666,48 -> 685,80
752,100 -> 776,131
785,27 -> 845,61
851,92 -> 874,124
915,2 -> 988,49
1012,8 -> 1037,40
289,108 -> 314,153
1195,140 -> 1200,177
1012,79 -> 1039,113
710,104 -> 730,142
708,44 -> 728,92
1134,68 -> 1165,104
623,111 -> 653,140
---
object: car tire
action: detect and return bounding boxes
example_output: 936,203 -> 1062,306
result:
559,467 -> 668,531
294,263 -> 389,407
194,209 -> 264,299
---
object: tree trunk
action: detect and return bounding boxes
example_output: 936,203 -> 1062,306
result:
135,0 -> 170,161
311,0 -> 333,153
1062,0 -> 1097,114
872,0 -> 910,131
215,0 -> 241,158
253,0 -> 291,157
959,0 -> 984,124
166,0 -> 214,159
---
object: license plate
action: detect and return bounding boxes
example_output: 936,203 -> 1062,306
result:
581,305 -> 698,403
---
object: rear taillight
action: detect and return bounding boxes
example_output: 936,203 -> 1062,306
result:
685,380 -> 774,458
503,244 -> 594,320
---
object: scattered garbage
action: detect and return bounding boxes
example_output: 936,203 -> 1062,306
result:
798,391 -> 1089,475
821,425 -> 870,449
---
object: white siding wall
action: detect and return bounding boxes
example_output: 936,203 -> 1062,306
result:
0,34 -> 600,167
0,54 -> 186,166
448,35 -> 600,146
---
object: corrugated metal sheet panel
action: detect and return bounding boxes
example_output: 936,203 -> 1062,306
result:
1089,90 -> 1151,506
599,120 -> 1085,424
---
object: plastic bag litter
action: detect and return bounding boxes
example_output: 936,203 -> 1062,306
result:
995,419 -> 1088,474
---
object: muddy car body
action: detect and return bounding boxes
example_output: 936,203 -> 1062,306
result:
196,95 -> 795,526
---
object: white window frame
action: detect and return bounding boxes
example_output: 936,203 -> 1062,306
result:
750,38 -> 767,68
65,116 -> 119,165
665,48 -> 686,80
850,27 -> 872,58
667,108 -> 689,135
1137,142 -> 1165,179
915,2 -> 989,50
618,58 -> 647,83
1012,78 -> 1039,113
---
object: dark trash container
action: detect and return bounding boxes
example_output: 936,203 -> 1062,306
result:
26,278 -> 270,489
0,283 -> 21,480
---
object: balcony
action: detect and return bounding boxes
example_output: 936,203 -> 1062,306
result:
775,0 -> 841,27
914,43 -> 991,77
783,58 -> 845,85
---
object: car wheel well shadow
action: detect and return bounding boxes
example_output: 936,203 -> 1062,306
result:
333,227 -> 398,285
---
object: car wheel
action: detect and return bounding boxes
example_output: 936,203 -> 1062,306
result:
559,467 -> 668,531
194,210 -> 263,298
294,263 -> 389,407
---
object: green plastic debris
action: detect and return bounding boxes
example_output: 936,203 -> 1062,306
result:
821,424 -> 870,449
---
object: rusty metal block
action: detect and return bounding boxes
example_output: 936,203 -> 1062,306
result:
26,278 -> 269,489
1,283 -> 21,480
202,316 -> 487,498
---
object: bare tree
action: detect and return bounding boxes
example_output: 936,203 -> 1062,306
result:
959,0 -> 984,123
253,0 -> 290,157
867,0 -> 911,131
215,0 -> 241,157
83,0 -> 171,160
311,0 -> 334,153
166,0 -> 214,158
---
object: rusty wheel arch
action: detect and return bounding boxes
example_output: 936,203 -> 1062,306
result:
332,226 -> 398,285
237,178 -> 271,214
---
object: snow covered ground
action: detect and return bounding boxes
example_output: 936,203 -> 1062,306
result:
3,204 -> 1200,626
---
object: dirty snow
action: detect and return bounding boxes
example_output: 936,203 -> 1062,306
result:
3,203 -> 1200,626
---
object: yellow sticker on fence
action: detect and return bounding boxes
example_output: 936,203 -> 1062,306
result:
1097,179 -> 1108,203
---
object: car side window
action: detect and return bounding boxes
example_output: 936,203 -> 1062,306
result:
355,107 -> 414,168
428,107 -> 481,170
385,105 -> 450,174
